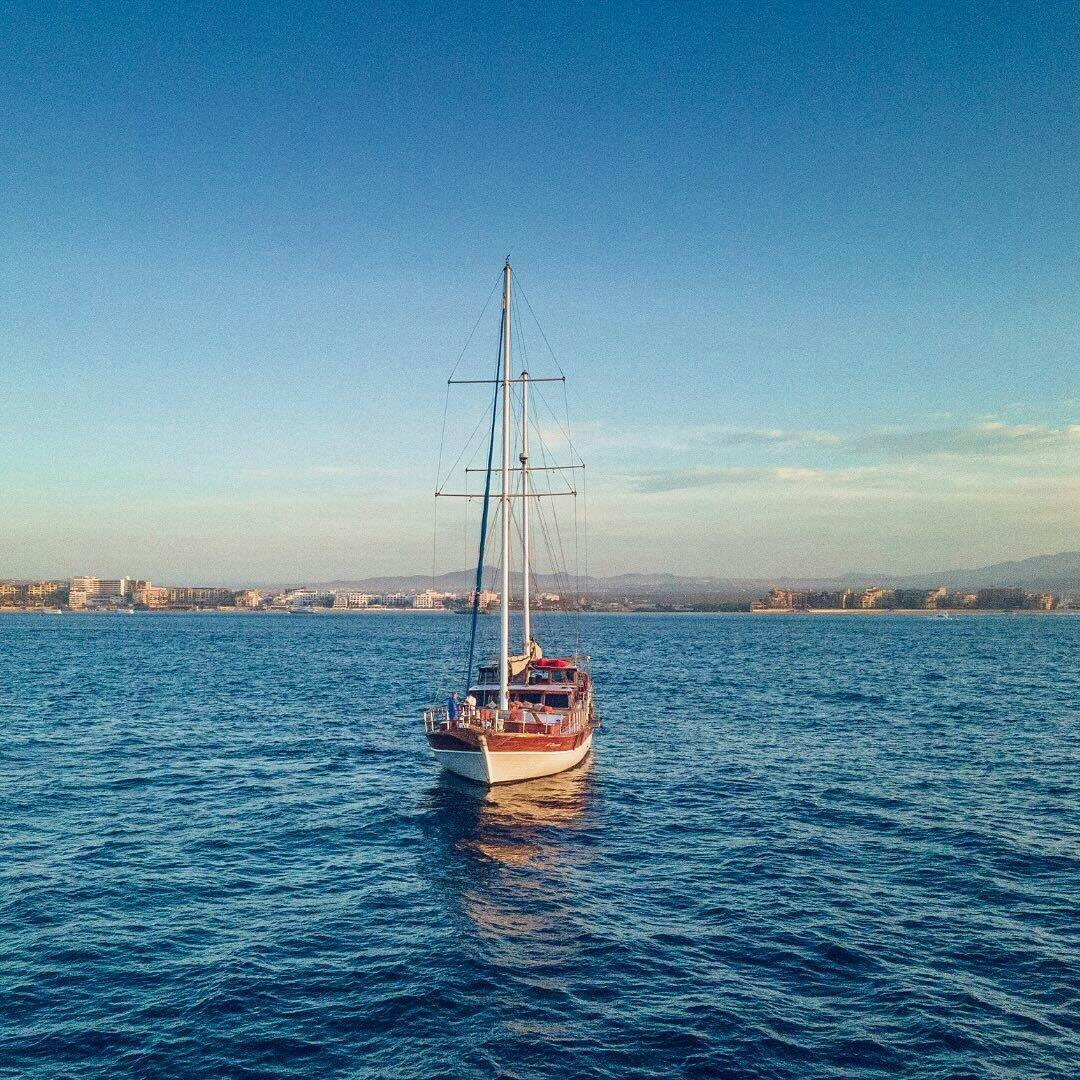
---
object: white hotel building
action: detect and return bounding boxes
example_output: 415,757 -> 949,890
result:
332,592 -> 372,609
69,576 -> 138,609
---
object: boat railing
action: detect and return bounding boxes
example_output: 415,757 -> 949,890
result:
423,705 -> 449,733
424,701 -> 591,736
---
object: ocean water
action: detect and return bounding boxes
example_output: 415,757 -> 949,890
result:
1,611 -> 1077,1078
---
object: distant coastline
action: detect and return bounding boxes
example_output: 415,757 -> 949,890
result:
0,606 -> 1074,617
3,553 -> 1078,614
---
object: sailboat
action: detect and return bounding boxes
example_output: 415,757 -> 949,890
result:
422,261 -> 598,785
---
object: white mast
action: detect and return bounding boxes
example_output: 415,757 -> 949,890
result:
499,261 -> 511,711
520,369 -> 531,650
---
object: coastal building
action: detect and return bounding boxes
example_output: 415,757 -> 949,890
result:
27,581 -> 64,604
895,588 -> 929,608
136,585 -> 170,609
859,587 -> 894,609
1031,592 -> 1055,611
412,590 -> 445,609
773,588 -> 807,610
333,591 -> 372,609
976,587 -> 1026,610
285,588 -> 323,608
235,589 -> 264,609
0,580 -> 70,607
381,592 -> 410,607
69,576 -> 135,609
166,587 -> 231,608
472,589 -> 499,610
805,590 -> 846,609
750,588 -> 807,612
924,587 -> 948,609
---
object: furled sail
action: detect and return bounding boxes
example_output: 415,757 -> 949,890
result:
507,639 -> 542,679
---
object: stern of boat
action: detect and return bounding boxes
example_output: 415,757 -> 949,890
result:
423,703 -> 594,785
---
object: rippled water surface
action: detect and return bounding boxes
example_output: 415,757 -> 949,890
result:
1,612 -> 1078,1078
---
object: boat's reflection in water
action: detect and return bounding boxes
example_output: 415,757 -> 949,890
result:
423,757 -> 597,944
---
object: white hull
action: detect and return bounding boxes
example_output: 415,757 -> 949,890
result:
431,732 -> 593,785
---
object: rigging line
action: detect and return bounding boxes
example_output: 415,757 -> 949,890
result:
510,290 -> 521,363
538,418 -> 573,590
563,373 -> 584,650
562,375 -> 577,481
516,407 -> 577,497
574,483 -> 581,616
532,438 -> 573,605
512,462 -> 545,635
469,498 -> 501,593
583,461 -> 590,611
574,490 -> 582,657
477,500 -> 501,591
532,382 -> 584,469
535,492 -> 571,605
550,506 -> 573,600
512,288 -> 529,375
436,398 -> 492,493
532,508 -> 554,599
464,314 -> 503,692
511,278 -> 587,468
507,412 -> 570,626
528,412 -> 577,509
509,277 -> 587,643
530,485 -> 554,611
532,428 -> 559,579
434,381 -> 451,505
430,480 -> 439,595
447,271 -> 502,383
431,381 -> 454,608
515,317 -> 575,611
534,412 -> 573,581
532,495 -> 560,590
463,479 -> 469,599
512,272 -> 566,379
574,458 -> 581,602
512,460 -> 545,624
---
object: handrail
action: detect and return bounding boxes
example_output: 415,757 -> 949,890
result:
424,699 -> 592,737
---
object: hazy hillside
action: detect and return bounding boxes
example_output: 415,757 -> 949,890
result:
307,551 -> 1080,596
882,551 -> 1080,591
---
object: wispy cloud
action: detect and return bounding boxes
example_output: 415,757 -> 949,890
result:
695,427 -> 842,448
845,421 -> 1080,457
583,418 -> 1079,461
568,423 -> 844,453
635,465 -> 844,494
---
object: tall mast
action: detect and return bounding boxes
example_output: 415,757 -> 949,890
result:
499,261 -> 511,711
520,369 -> 531,650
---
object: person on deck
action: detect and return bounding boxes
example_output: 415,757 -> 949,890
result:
446,692 -> 459,723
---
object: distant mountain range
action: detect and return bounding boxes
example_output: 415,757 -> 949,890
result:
305,551 -> 1080,596
862,550 -> 1080,591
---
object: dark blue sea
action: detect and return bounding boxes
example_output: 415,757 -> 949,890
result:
1,612 -> 1077,1078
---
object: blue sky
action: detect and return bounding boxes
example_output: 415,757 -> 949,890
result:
1,1 -> 1077,583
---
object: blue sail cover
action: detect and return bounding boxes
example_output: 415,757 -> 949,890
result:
464,318 -> 503,690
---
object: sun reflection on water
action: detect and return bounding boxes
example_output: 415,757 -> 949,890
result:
423,758 -> 598,943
